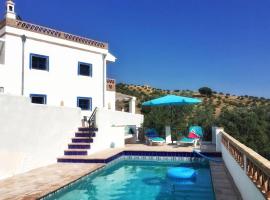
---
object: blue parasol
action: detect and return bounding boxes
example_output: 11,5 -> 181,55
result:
142,95 -> 202,143
142,95 -> 201,107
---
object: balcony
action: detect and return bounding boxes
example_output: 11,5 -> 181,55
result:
214,128 -> 270,200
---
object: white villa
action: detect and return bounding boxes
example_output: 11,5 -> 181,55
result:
0,0 -> 143,179
0,0 -> 118,116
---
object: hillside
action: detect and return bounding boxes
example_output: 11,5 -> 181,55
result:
116,83 -> 270,116
116,83 -> 270,159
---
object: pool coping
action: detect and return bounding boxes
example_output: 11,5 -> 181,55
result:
38,164 -> 106,200
210,162 -> 242,200
57,150 -> 222,163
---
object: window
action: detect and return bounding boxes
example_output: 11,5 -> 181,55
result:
30,94 -> 47,104
77,97 -> 92,110
30,54 -> 49,71
78,62 -> 92,76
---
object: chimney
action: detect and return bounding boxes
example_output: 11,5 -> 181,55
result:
5,0 -> 16,20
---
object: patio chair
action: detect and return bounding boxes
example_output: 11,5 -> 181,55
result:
177,126 -> 203,147
145,128 -> 165,146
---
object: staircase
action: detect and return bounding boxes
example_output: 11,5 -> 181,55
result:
58,108 -> 98,163
57,127 -> 98,162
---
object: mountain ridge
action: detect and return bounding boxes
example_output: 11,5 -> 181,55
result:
116,83 -> 270,116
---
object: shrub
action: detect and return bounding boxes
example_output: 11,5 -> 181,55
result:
198,87 -> 213,97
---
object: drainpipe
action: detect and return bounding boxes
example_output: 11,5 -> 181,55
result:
102,54 -> 107,108
21,35 -> 26,96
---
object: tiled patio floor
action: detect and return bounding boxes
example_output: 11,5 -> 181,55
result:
0,143 -> 240,200
0,163 -> 104,200
210,162 -> 242,200
126,142 -> 216,152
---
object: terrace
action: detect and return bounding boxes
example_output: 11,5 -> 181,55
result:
0,1 -> 268,199
1,129 -> 269,200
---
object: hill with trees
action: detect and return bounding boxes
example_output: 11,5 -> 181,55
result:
116,83 -> 270,159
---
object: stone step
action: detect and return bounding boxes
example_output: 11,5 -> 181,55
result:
72,137 -> 93,143
68,143 -> 91,149
57,156 -> 103,163
78,127 -> 98,132
75,132 -> 96,138
64,149 -> 88,156
59,126 -> 97,160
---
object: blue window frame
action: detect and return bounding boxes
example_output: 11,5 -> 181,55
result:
77,97 -> 92,111
30,94 -> 47,104
78,62 -> 92,77
30,53 -> 49,71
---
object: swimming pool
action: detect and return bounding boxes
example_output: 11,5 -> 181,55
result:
43,158 -> 215,200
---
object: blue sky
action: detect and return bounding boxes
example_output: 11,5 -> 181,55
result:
1,0 -> 270,97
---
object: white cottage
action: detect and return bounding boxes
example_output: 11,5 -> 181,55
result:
0,0 -> 116,116
0,0 -> 144,179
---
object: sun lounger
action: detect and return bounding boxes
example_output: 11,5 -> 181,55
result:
177,126 -> 203,147
149,137 -> 165,146
145,129 -> 165,145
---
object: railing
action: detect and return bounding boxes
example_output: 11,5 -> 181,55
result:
86,107 -> 98,138
107,79 -> 116,91
2,18 -> 108,49
222,132 -> 270,199
88,107 -> 98,128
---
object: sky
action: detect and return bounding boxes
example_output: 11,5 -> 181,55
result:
1,0 -> 270,97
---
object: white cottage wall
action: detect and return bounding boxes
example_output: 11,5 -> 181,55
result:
90,108 -> 144,154
0,94 -> 81,180
106,90 -> 116,110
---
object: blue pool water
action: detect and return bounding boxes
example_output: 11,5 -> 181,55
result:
44,159 -> 215,200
